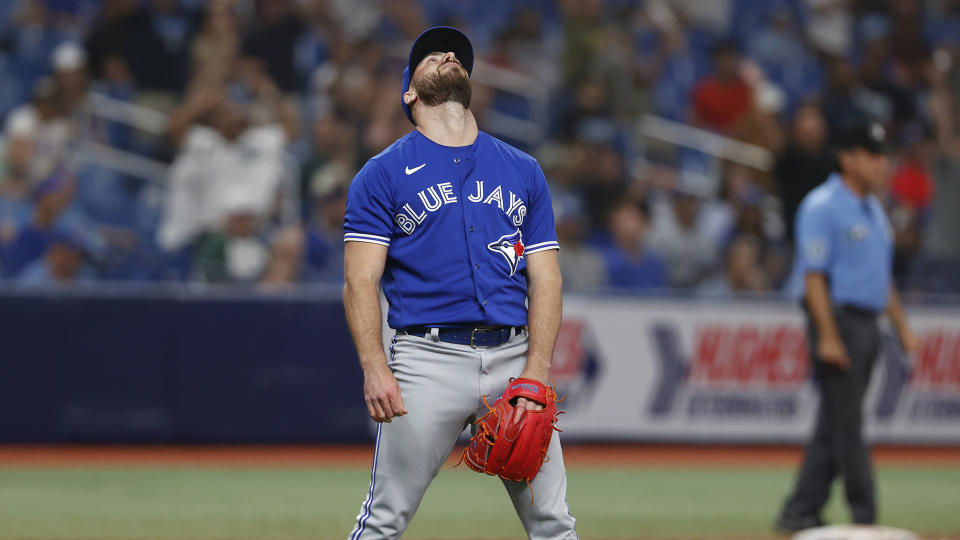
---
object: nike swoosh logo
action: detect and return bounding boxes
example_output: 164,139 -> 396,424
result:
405,163 -> 426,175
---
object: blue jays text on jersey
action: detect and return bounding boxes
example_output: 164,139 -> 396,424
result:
343,130 -> 559,329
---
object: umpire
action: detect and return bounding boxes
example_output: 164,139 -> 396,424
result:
775,121 -> 917,531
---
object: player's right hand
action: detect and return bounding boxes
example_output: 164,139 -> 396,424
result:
363,364 -> 408,423
817,336 -> 850,370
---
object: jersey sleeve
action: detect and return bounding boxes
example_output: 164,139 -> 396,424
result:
344,160 -> 394,247
521,163 -> 559,254
795,201 -> 832,274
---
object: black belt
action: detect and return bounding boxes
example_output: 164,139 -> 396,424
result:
398,325 -> 525,347
836,304 -> 880,318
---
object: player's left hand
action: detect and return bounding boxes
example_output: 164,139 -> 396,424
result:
515,371 -> 547,421
514,397 -> 544,420
462,377 -> 561,484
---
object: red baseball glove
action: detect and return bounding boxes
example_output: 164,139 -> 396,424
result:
461,378 -> 562,486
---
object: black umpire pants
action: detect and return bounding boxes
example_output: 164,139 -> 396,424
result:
781,305 -> 881,524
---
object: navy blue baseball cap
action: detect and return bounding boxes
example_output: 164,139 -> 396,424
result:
401,26 -> 474,125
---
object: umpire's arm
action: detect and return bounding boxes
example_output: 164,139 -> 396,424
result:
804,272 -> 849,369
886,285 -> 918,353
521,250 -> 563,385
796,202 -> 848,369
344,242 -> 407,423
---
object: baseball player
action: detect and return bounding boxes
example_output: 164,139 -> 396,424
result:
342,27 -> 578,539
774,121 -> 917,531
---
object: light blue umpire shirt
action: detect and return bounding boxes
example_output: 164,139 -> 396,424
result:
791,172 -> 894,312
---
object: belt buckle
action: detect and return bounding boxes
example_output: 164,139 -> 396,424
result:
470,328 -> 478,348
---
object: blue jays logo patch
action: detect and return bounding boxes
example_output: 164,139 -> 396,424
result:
487,229 -> 524,277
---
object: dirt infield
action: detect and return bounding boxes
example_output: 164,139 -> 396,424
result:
0,444 -> 957,467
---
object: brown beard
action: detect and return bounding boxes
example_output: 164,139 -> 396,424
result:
413,63 -> 472,110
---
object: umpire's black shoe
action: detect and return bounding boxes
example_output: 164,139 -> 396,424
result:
773,513 -> 825,534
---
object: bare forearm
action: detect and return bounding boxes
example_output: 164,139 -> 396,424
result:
805,273 -> 840,341
524,272 -> 562,382
167,109 -> 198,145
886,285 -> 909,335
167,98 -> 211,145
343,242 -> 403,422
343,279 -> 387,370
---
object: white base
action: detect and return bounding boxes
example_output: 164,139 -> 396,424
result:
794,525 -> 920,540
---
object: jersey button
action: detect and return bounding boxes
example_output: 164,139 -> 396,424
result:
454,158 -> 461,164
469,226 -> 474,232
475,263 -> 480,270
482,300 -> 487,306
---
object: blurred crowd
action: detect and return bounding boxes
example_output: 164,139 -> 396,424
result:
0,0 -> 959,297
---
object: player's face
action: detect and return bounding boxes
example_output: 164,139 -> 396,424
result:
411,51 -> 471,109
416,51 -> 466,77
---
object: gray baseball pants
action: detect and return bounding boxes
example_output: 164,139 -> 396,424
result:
347,330 -> 579,539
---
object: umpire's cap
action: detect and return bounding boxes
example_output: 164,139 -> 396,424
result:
401,26 -> 474,125
834,120 -> 892,155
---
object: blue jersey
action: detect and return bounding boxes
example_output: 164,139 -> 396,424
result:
344,130 -> 559,329
793,173 -> 893,312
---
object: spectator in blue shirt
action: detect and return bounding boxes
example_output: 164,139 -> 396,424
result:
3,171 -> 73,277
604,198 -> 666,291
301,179 -> 349,283
4,169 -> 100,279
19,228 -> 95,284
